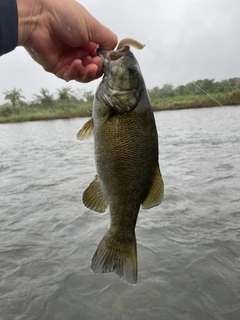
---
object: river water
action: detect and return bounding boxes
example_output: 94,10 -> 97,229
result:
0,106 -> 240,320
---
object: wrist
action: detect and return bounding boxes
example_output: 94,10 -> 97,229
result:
16,0 -> 42,46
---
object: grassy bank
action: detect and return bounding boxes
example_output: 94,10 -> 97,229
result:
151,90 -> 240,111
0,102 -> 92,123
1,90 -> 240,123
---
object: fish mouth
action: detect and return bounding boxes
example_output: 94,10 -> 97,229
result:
97,46 -> 130,61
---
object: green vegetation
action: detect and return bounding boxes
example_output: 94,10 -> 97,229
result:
0,86 -> 93,123
148,78 -> 240,111
1,78 -> 240,123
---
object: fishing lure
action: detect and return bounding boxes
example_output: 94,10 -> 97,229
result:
117,38 -> 145,50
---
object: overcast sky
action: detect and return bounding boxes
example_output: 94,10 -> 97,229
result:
1,0 -> 240,103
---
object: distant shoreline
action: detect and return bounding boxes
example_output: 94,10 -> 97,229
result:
0,110 -> 92,124
0,102 -> 239,124
2,77 -> 240,123
1,86 -> 240,124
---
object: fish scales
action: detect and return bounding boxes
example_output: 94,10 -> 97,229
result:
95,109 -> 158,219
77,44 -> 164,285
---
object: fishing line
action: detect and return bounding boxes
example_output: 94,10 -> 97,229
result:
145,44 -> 223,107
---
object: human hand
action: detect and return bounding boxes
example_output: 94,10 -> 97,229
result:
17,0 -> 118,83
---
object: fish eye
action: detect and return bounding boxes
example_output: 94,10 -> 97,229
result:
128,65 -> 136,74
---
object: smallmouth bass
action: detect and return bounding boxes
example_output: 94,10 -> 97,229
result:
77,45 -> 164,285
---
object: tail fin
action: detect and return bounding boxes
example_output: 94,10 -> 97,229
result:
91,231 -> 137,285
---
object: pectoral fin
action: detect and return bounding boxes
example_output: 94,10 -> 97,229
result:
141,166 -> 164,209
76,118 -> 93,141
82,175 -> 108,213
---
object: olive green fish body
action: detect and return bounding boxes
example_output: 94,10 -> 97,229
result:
94,94 -> 158,228
78,46 -> 164,285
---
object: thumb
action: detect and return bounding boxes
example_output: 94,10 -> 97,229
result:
91,23 -> 118,50
85,13 -> 118,50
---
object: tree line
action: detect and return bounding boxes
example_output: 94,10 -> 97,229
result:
147,77 -> 240,100
1,77 -> 240,108
1,87 -> 94,107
